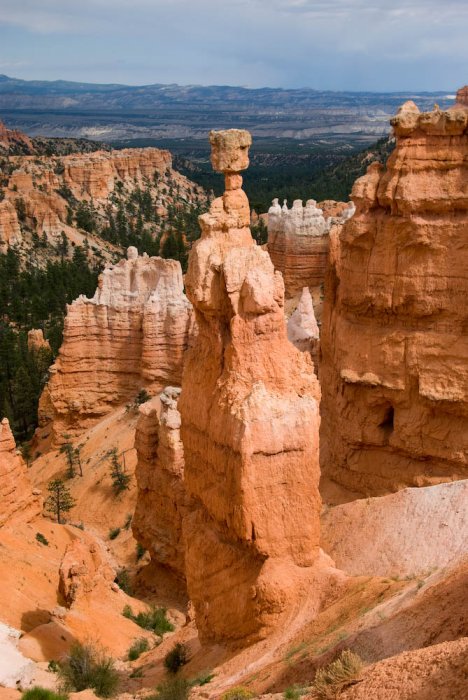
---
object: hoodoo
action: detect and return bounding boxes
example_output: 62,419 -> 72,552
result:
267,197 -> 354,303
39,247 -> 192,442
178,129 -> 322,645
320,96 -> 468,496
132,387 -> 186,580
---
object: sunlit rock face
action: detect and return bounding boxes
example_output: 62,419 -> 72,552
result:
39,248 -> 193,443
0,418 -> 42,527
320,97 -> 468,496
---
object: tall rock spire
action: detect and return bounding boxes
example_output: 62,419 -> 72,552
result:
179,129 -> 322,645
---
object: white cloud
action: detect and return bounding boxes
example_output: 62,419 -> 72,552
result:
0,0 -> 465,89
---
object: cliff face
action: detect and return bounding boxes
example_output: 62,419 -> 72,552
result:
0,418 -> 42,527
320,98 -> 468,496
178,130 -> 322,646
267,198 -> 355,302
132,388 -> 186,580
39,247 -> 192,442
0,145 -> 204,263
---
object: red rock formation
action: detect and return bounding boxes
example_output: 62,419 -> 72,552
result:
0,201 -> 21,249
455,85 -> 468,107
0,418 -> 42,527
59,537 -> 115,607
0,119 -> 33,154
39,247 -> 192,442
320,97 -> 468,496
267,198 -> 354,301
179,129 -> 322,646
61,148 -> 171,200
27,329 -> 51,354
132,388 -> 186,580
0,146 -> 204,258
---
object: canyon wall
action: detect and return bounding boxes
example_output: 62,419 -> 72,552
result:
39,247 -> 192,442
132,387 -> 186,580
178,129 -> 322,645
320,97 -> 468,496
0,418 -> 42,527
0,145 -> 204,262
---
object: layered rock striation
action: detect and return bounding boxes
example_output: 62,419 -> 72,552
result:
320,97 -> 468,495
39,247 -> 192,442
267,197 -> 354,301
178,129 -> 322,645
0,418 -> 42,527
132,387 -> 186,580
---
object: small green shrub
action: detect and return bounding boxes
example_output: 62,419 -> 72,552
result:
164,642 -> 188,674
221,688 -> 254,700
128,637 -> 150,661
58,642 -> 119,698
283,685 -> 307,700
190,671 -> 215,687
135,389 -> 150,405
122,604 -> 174,636
150,677 -> 190,700
136,542 -> 146,560
311,650 -> 363,699
129,667 -> 144,679
22,688 -> 67,700
36,532 -> 49,546
109,527 -> 121,540
123,604 -> 133,620
115,568 -> 132,595
123,513 -> 132,529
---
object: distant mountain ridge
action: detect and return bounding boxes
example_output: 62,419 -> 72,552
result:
0,74 -> 454,144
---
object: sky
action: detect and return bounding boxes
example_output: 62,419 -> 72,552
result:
0,0 -> 466,91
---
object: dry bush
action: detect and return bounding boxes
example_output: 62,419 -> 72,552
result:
311,650 -> 363,699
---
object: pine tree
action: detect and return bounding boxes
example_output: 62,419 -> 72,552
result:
45,478 -> 76,524
109,449 -> 131,494
60,436 -> 83,478
60,439 -> 76,478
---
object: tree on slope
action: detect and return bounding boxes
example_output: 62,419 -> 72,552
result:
45,478 -> 76,524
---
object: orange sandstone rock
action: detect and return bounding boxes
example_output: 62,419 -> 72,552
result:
320,97 -> 468,496
456,85 -> 468,106
0,119 -> 33,154
39,248 -> 192,442
132,388 -> 186,580
59,537 -> 115,606
27,329 -> 51,354
0,418 -> 42,527
179,129 -> 322,646
0,201 -> 21,249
